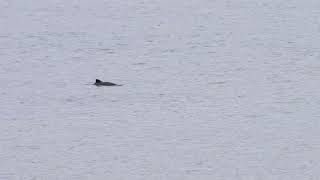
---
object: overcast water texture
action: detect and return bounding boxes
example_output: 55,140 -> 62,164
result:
1,0 -> 320,179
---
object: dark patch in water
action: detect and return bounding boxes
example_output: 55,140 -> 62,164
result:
209,81 -> 227,85
132,62 -> 146,65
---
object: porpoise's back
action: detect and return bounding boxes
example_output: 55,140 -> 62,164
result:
94,79 -> 121,86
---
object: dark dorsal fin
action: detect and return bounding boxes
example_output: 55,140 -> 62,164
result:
96,79 -> 102,83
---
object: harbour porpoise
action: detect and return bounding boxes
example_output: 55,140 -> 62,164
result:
94,79 -> 122,86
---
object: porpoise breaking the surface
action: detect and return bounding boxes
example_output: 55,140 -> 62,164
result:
94,79 -> 122,86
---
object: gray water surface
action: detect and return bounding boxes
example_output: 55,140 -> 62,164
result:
1,0 -> 320,179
